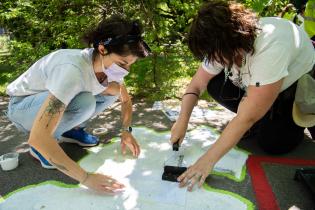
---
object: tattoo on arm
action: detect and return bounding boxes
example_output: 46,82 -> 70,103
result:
49,158 -> 68,171
40,96 -> 65,128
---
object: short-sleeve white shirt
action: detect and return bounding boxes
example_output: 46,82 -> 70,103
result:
6,48 -> 107,105
201,17 -> 315,92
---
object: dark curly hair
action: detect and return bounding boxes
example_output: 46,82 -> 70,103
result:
188,0 -> 259,68
82,15 -> 148,60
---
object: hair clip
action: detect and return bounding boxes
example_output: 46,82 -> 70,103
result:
102,37 -> 113,46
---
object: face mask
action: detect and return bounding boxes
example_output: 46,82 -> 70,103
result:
101,55 -> 129,84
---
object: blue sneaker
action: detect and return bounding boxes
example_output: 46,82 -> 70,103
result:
30,147 -> 56,169
61,127 -> 99,147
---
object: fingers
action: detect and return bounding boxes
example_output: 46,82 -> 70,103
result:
122,140 -> 140,157
170,135 -> 182,144
178,168 -> 206,191
86,174 -> 126,194
131,143 -> 136,157
120,133 -> 141,157
187,174 -> 199,192
177,166 -> 191,182
134,142 -> 140,157
178,138 -> 184,145
99,185 -> 123,194
170,121 -> 187,145
99,177 -> 125,194
130,142 -> 140,157
170,137 -> 184,146
198,174 -> 207,188
102,178 -> 125,189
178,168 -> 195,187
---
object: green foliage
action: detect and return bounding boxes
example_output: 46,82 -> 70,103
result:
0,0 -> 290,99
0,0 -> 204,99
242,0 -> 290,16
104,0 -> 202,99
0,35 -> 9,54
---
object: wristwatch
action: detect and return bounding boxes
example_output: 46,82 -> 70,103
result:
121,126 -> 132,133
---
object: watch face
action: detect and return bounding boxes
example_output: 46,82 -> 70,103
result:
122,127 -> 132,132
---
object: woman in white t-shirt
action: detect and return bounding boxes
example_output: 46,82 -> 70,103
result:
6,15 -> 151,193
170,1 -> 315,191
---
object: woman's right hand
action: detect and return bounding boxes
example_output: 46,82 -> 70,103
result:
82,173 -> 125,194
170,120 -> 188,145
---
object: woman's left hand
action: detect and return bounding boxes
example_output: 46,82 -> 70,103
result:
120,131 -> 140,157
177,153 -> 214,191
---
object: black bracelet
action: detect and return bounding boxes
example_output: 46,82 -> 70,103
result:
182,92 -> 199,98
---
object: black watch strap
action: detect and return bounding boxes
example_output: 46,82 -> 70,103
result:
121,126 -> 132,133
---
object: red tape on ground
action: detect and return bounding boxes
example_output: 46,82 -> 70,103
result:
246,155 -> 315,210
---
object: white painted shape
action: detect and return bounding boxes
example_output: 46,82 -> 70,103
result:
0,127 -> 251,210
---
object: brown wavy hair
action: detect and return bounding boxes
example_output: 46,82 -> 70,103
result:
188,0 -> 259,68
82,15 -> 146,59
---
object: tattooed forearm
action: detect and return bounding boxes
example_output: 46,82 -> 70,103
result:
40,96 -> 65,128
49,158 -> 68,171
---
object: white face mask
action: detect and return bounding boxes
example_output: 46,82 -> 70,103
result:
101,55 -> 129,84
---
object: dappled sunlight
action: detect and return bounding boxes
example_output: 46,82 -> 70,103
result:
15,142 -> 30,153
0,135 -> 14,142
147,142 -> 171,151
142,108 -> 154,112
263,23 -> 276,37
79,126 -> 249,207
142,170 -> 152,176
97,159 -> 137,179
86,144 -> 106,154
290,21 -> 301,48
0,109 -> 29,155
187,125 -> 219,145
149,100 -> 235,131
1,126 -> 252,210
151,122 -> 168,129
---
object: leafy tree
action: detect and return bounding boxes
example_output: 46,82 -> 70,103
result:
242,0 -> 290,16
0,0 -> 289,99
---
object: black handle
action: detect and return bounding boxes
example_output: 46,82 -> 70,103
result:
172,139 -> 180,151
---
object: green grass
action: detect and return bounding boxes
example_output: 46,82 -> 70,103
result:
0,54 -> 17,96
0,35 -> 17,95
0,60 -> 16,95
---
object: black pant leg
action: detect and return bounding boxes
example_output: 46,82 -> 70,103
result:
307,126 -> 315,139
256,83 -> 304,154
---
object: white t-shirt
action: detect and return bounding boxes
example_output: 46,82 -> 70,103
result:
6,48 -> 107,105
202,17 -> 315,92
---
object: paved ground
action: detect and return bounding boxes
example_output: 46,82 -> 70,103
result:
0,96 -> 314,210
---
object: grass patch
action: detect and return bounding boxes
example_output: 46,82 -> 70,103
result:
0,56 -> 17,95
0,35 -> 21,95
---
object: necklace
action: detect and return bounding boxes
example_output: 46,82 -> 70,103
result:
241,54 -> 246,68
224,54 -> 247,88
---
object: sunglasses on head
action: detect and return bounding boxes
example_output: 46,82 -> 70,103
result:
99,34 -> 151,57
